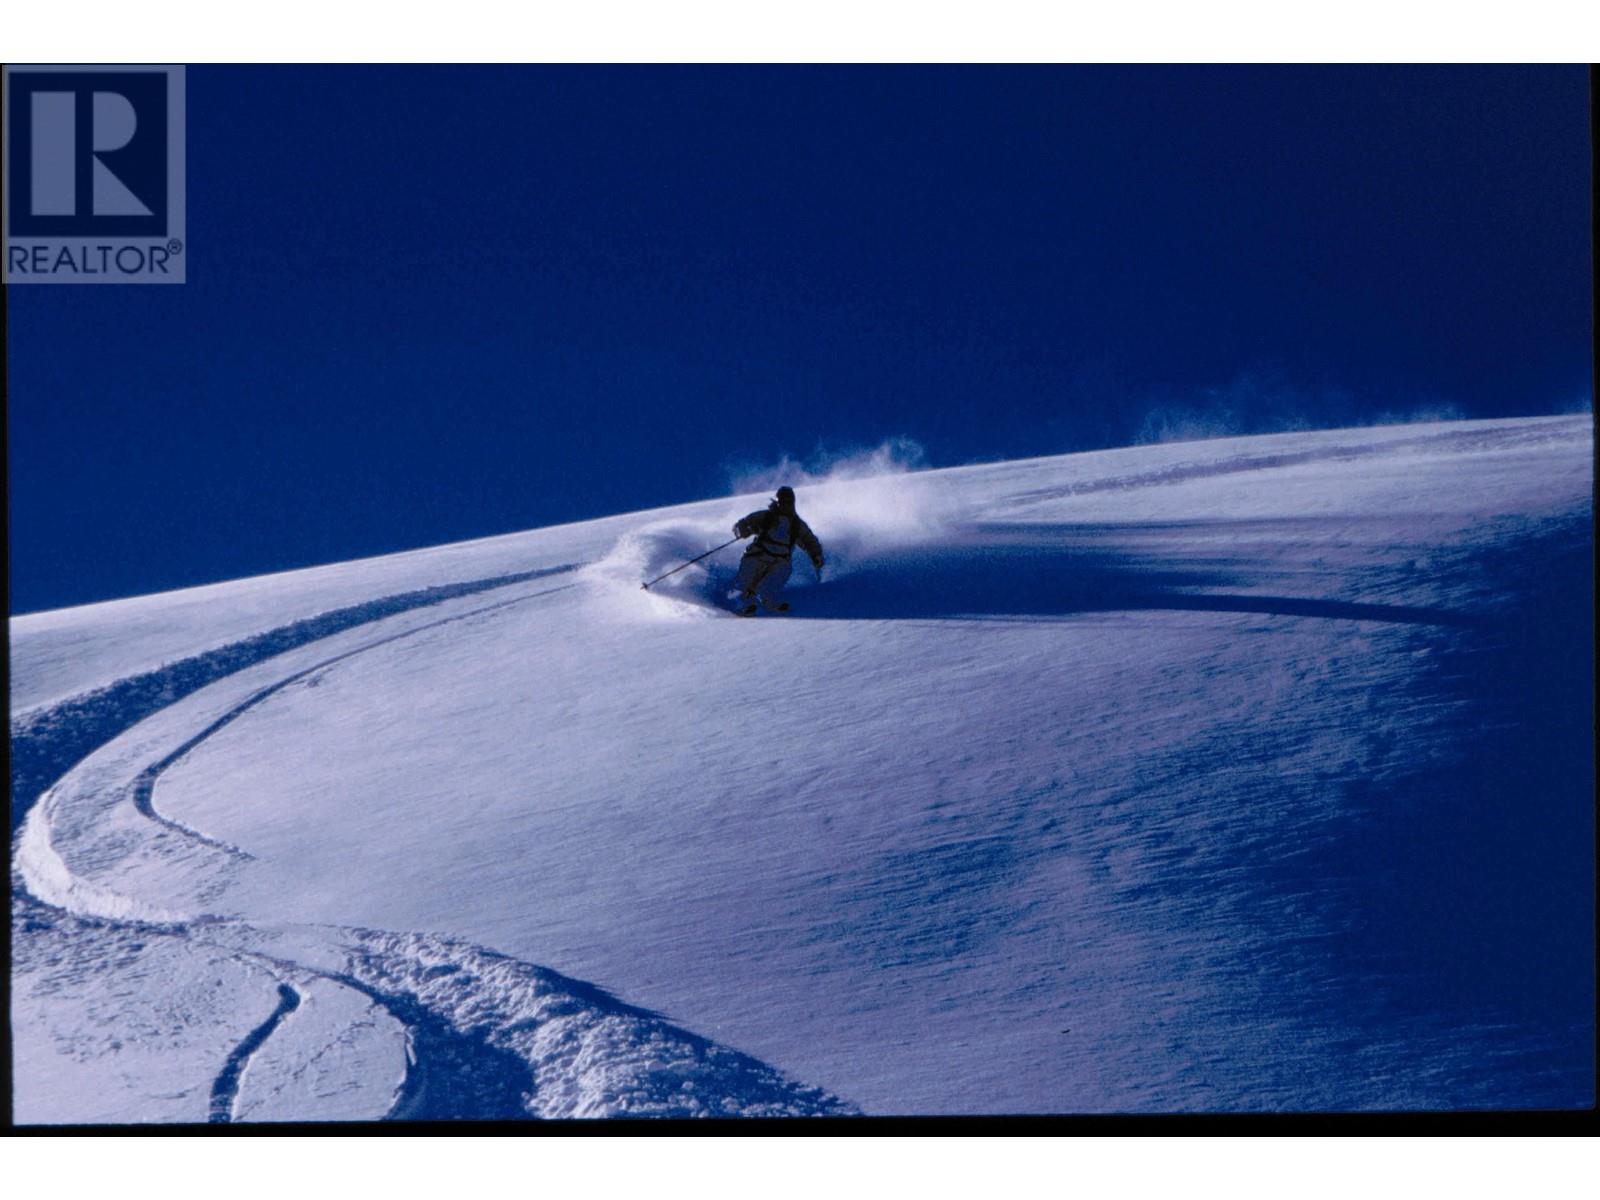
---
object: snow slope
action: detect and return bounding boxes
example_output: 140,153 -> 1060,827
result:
11,416 -> 1595,1120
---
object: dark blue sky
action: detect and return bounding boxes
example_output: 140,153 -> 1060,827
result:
7,66 -> 1592,613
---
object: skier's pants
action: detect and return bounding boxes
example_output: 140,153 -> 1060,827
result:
735,552 -> 791,603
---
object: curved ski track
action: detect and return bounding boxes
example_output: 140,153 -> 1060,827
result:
11,563 -> 857,1122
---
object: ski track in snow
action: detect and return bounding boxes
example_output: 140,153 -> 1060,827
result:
123,575 -> 585,858
10,565 -> 582,836
210,983 -> 302,1123
12,563 -> 857,1121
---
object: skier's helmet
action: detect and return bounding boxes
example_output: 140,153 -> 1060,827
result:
775,486 -> 796,510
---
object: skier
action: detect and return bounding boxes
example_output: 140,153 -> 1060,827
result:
731,486 -> 824,616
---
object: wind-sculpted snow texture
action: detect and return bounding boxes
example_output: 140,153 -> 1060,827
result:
11,417 -> 1595,1120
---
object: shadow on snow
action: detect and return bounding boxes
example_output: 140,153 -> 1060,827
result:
785,520 -> 1484,628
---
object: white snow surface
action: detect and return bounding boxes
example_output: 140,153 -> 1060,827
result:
11,416 -> 1595,1120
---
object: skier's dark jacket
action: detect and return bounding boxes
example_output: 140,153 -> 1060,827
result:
734,503 -> 824,567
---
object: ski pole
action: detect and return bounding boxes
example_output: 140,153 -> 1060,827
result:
641,537 -> 740,590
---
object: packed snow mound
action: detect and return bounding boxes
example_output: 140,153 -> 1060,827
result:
11,415 -> 1595,1120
